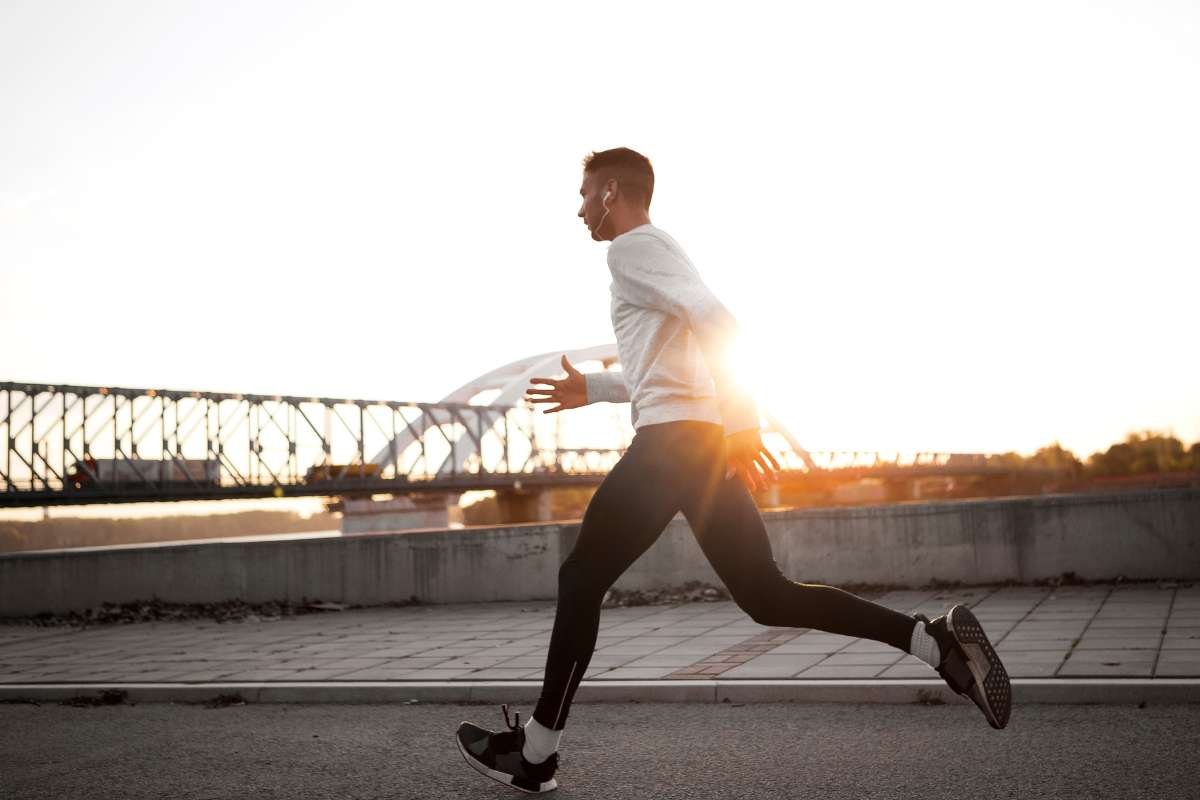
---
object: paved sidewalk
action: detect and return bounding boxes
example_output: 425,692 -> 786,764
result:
2,582 -> 1197,688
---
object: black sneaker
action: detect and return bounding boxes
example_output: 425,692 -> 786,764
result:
456,704 -> 559,793
916,605 -> 1012,729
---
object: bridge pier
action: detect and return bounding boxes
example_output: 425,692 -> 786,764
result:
340,494 -> 463,535
494,487 -> 555,524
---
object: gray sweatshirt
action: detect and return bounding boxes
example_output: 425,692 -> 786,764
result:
583,223 -> 760,436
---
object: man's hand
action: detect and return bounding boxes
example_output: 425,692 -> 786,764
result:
525,355 -> 588,414
725,428 -> 781,493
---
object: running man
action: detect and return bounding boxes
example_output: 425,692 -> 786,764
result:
456,147 -> 1011,793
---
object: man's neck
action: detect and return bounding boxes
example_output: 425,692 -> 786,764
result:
609,213 -> 652,240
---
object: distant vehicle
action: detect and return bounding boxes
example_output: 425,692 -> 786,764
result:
67,457 -> 222,489
303,463 -> 381,483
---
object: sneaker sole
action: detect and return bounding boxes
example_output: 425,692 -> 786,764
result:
947,605 -> 1012,729
455,725 -> 558,794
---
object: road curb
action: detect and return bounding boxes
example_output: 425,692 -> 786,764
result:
2,679 -> 1199,706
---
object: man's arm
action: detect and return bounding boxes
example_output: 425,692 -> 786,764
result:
584,370 -> 631,404
525,355 -> 626,415
607,234 -> 759,435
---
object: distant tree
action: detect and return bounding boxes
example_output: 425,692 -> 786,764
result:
1087,431 -> 1187,477
1027,442 -> 1083,476
986,451 -> 1025,469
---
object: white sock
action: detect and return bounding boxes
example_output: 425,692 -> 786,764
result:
910,620 -> 941,668
522,717 -> 561,765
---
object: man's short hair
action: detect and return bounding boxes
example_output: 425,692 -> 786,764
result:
583,147 -> 654,210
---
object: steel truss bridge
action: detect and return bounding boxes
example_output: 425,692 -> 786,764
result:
1,375 -> 1026,509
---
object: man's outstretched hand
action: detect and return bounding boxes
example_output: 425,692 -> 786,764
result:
525,355 -> 588,414
725,428 -> 781,493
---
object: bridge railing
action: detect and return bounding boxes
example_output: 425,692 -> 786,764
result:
2,381 -> 1022,508
0,382 -> 543,501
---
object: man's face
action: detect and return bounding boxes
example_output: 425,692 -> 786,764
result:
577,171 -> 607,241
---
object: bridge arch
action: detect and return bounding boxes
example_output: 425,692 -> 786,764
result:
368,344 -> 814,474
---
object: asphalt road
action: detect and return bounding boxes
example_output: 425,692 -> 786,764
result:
2,700 -> 1198,799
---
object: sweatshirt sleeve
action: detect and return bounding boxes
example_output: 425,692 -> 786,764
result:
585,371 -> 631,404
607,234 -> 760,435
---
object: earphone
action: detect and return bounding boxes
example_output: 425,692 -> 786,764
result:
595,185 -> 614,235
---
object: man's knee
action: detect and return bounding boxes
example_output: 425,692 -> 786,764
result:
732,576 -> 820,626
557,557 -> 606,600
731,582 -> 785,626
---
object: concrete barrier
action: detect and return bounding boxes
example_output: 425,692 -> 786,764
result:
2,489 -> 1198,616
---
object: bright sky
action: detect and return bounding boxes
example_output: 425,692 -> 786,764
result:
2,1 -> 1198,490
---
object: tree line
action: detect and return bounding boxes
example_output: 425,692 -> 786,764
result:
986,431 -> 1200,479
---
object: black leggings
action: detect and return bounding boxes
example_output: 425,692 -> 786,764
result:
532,420 -> 916,730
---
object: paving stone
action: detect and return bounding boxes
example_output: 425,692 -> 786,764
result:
285,669 -> 359,680
1090,617 -> 1166,628
996,639 -> 1076,651
492,656 -> 547,669
877,663 -> 934,678
1064,649 -> 1156,663
467,631 -> 526,640
770,642 -> 844,655
840,640 -> 899,653
1153,655 -> 1200,677
1009,619 -> 1087,629
593,635 -> 632,644
1076,626 -> 1161,639
310,658 -> 391,670
1007,662 -> 1061,677
719,655 -> 823,678
1075,636 -> 1162,650
464,644 -> 539,656
463,668 -> 541,680
1002,628 -> 1086,639
641,645 -> 721,659
815,652 -> 903,667
0,673 -> 38,682
795,665 -> 885,679
1161,637 -> 1200,649
593,643 -> 666,655
220,669 -> 311,681
591,667 -> 677,680
1096,605 -> 1170,615
385,668 -> 478,680
586,655 -> 640,668
430,655 -> 513,670
317,669 -> 421,680
511,636 -> 552,646
622,653 -> 704,668
997,650 -> 1070,663
669,664 -> 730,678
677,635 -> 753,645
1057,660 -> 1154,677
724,653 -> 824,670
332,656 -> 452,669
791,633 -> 856,647
166,670 -> 234,681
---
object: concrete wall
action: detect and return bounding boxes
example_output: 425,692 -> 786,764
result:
2,489 -> 1198,616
